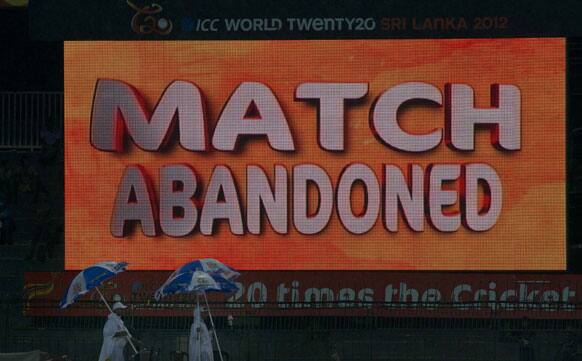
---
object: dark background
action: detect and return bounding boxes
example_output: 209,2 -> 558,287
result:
2,6 -> 581,271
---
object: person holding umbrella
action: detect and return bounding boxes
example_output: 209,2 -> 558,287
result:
59,261 -> 139,360
155,259 -> 240,361
189,304 -> 213,361
99,300 -> 130,361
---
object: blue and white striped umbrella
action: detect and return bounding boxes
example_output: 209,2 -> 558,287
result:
169,258 -> 240,281
155,270 -> 238,301
59,261 -> 128,309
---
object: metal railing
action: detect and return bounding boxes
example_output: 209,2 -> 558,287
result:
0,92 -> 63,151
11,299 -> 582,330
2,299 -> 579,361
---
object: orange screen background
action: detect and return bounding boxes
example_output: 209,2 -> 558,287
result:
64,39 -> 566,271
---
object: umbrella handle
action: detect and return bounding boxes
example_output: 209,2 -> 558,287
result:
202,291 -> 224,361
197,294 -> 201,361
95,287 -> 139,355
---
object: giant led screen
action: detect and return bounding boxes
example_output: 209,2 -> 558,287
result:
64,39 -> 566,270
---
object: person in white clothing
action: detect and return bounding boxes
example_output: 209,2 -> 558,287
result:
98,301 -> 130,361
189,305 -> 213,361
